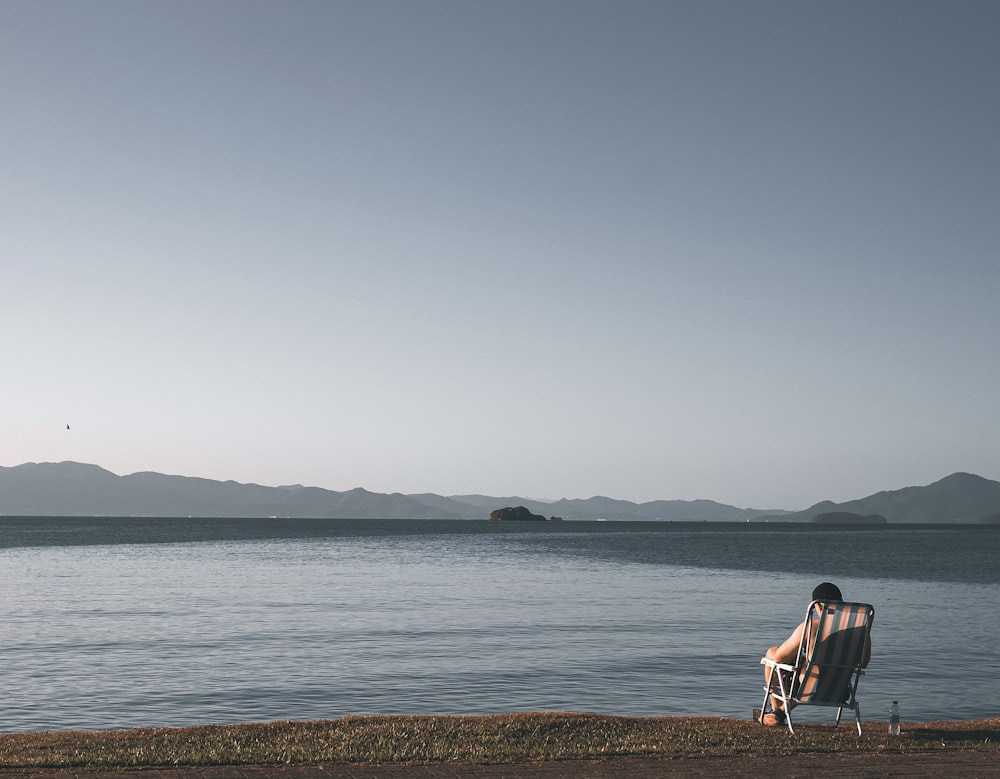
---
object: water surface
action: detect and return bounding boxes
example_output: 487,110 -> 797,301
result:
1,518 -> 996,731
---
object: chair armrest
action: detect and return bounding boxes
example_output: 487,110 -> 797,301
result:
760,657 -> 796,672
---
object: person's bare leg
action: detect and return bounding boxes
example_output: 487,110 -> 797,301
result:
762,648 -> 787,725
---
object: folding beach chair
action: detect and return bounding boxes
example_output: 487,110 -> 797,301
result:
759,600 -> 875,735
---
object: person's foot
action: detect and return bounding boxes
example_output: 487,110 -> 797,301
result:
762,710 -> 786,726
761,700 -> 787,726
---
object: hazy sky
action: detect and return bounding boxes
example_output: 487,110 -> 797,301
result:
3,1 -> 998,509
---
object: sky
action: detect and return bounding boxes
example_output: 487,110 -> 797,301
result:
2,1 -> 998,510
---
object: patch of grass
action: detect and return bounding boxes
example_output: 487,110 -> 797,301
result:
0,713 -> 997,770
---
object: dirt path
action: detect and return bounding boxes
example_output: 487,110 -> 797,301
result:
11,751 -> 1000,779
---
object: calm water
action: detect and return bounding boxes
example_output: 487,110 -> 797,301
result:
1,518 -> 997,732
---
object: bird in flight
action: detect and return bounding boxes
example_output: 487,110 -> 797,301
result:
66,424 -> 70,430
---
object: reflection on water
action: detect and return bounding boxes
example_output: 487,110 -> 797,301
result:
0,519 -> 997,732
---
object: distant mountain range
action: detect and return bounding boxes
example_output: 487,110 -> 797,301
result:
1,462 -> 999,523
754,471 -> 1000,524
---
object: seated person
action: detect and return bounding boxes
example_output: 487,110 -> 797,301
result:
761,582 -> 871,726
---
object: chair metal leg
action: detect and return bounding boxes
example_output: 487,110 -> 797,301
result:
758,695 -> 770,724
762,663 -> 796,734
760,665 -> 778,724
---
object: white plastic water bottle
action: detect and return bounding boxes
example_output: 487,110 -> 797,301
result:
889,700 -> 900,735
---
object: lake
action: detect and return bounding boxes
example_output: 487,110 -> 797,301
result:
0,518 -> 996,732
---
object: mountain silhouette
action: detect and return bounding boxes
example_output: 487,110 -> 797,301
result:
0,462 -> 997,522
756,472 -> 1000,524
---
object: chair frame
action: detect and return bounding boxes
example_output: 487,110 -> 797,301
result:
759,600 -> 875,735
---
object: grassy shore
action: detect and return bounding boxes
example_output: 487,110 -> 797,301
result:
1,713 -> 997,771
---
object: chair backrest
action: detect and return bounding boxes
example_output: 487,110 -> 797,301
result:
793,600 -> 875,705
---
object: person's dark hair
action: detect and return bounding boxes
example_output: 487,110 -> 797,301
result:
811,582 -> 843,602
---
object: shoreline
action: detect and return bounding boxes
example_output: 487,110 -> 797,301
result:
2,713 -> 998,776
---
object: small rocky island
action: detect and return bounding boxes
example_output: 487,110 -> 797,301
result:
489,505 -> 561,522
812,511 -> 888,525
